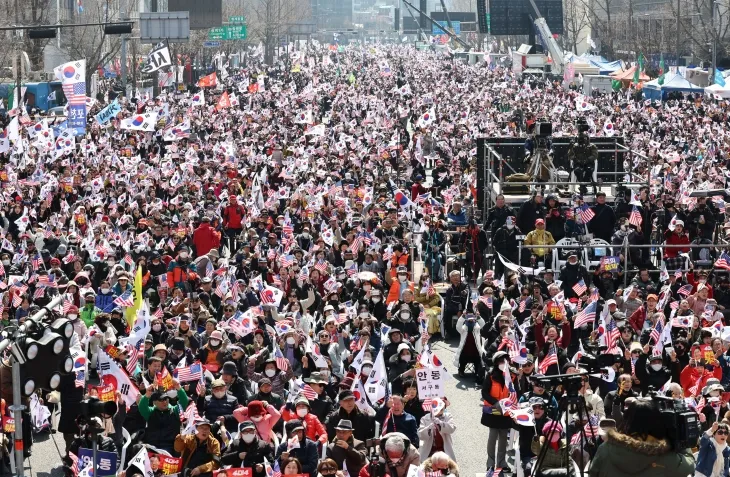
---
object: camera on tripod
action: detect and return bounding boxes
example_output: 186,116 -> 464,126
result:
647,389 -> 700,451
77,397 -> 117,433
364,438 -> 385,477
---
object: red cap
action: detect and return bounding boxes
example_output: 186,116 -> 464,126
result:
535,219 -> 545,226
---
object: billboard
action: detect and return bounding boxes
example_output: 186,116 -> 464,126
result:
139,12 -> 190,44
167,0 -> 222,30
488,0 -> 563,36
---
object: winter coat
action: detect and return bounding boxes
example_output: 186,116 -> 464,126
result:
233,403 -> 281,444
222,438 -> 275,477
453,316 -> 485,366
480,370 -> 513,429
379,432 -> 421,477
587,428 -> 695,477
95,290 -> 116,313
680,365 -> 723,397
193,222 -> 221,256
139,388 -> 190,454
174,433 -> 220,475
326,437 -> 368,477
204,393 -> 240,430
326,406 -> 375,443
695,430 -> 730,477
417,411 -> 456,461
275,438 -> 319,477
279,408 -> 328,444
375,406 -> 419,448
247,360 -> 294,395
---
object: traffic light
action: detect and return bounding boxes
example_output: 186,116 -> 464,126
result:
28,29 -> 57,39
104,23 -> 133,35
477,0 -> 488,34
10,319 -> 73,396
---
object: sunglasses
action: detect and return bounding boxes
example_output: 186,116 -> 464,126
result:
717,430 -> 729,436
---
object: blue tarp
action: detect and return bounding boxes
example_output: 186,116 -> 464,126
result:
643,72 -> 705,100
564,53 -> 623,74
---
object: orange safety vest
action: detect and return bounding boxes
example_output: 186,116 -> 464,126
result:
387,280 -> 414,305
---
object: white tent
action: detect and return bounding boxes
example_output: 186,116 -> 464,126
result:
705,83 -> 730,99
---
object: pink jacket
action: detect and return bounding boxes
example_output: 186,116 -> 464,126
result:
233,404 -> 281,443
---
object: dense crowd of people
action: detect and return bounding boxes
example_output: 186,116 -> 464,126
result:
1,42 -> 730,477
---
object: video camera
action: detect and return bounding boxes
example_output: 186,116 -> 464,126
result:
577,118 -> 590,134
364,438 -> 385,477
534,372 -> 587,399
77,397 -> 117,434
579,344 -> 618,372
647,389 -> 700,451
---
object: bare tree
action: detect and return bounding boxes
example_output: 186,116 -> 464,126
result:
669,0 -> 730,61
563,0 -> 591,53
246,0 -> 311,64
0,0 -> 52,69
581,0 -> 626,56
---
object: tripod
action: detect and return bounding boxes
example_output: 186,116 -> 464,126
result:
526,147 -> 559,193
531,388 -> 597,477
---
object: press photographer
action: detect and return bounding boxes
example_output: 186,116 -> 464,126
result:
587,398 -> 695,477
568,121 -> 598,196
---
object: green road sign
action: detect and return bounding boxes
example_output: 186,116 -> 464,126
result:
486,13 -> 491,33
229,16 -> 246,24
208,25 -> 247,41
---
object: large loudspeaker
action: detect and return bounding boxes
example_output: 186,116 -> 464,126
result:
476,0 -> 488,33
168,0 -> 222,30
420,0 -> 428,29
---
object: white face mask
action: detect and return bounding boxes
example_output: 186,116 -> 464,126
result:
250,416 -> 264,423
372,297 -> 381,303
242,433 -> 256,443
68,314 -> 78,321
296,408 -> 308,418
361,365 -> 372,375
498,362 -> 507,372
179,252 -> 189,259
650,363 -> 663,372
506,224 -> 514,230
1,260 -> 9,266
398,274 -> 407,282
209,339 -> 221,347
213,390 -> 226,399
302,232 -> 310,239
286,337 -> 296,345
401,354 -> 411,362
152,324 -> 162,332
363,284 -> 371,291
265,369 -> 276,377
100,288 -> 110,294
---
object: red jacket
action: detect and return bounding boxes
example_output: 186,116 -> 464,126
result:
664,230 -> 689,258
280,407 -> 328,444
193,223 -> 221,256
680,364 -> 722,396
223,204 -> 245,230
687,271 -> 714,298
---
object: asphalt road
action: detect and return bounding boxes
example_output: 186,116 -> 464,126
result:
23,336 -> 496,477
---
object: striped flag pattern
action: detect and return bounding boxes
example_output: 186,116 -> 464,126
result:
572,279 -> 587,296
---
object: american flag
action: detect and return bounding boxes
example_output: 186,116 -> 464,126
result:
677,284 -> 693,296
33,287 -> 45,300
279,255 -> 295,268
114,290 -> 134,307
273,461 -> 282,477
579,204 -> 595,223
649,317 -> 664,344
296,379 -> 318,400
31,254 -> 41,270
426,280 -> 436,297
37,274 -> 56,287
345,261 -> 358,277
589,288 -> 599,302
486,468 -> 502,477
62,82 -> 86,105
570,416 -> 600,445
63,300 -> 74,314
153,307 -> 164,319
479,295 -> 493,309
175,362 -> 203,382
69,452 -> 79,475
629,206 -> 643,228
314,260 -> 328,274
572,279 -> 587,296
674,269 -> 683,279
715,252 -> 730,270
605,317 -> 620,349
518,298 -> 528,313
574,301 -> 597,328
74,370 -> 85,388
539,344 -> 558,374
350,235 -> 363,253
422,399 -> 436,412
62,251 -> 76,264
125,342 -> 140,375
123,254 -> 134,267
274,346 -> 289,371
196,374 -> 206,395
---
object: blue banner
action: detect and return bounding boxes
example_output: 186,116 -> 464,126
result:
78,447 -> 117,476
67,103 -> 87,136
95,100 -> 121,125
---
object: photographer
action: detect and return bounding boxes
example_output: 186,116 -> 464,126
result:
359,432 -> 420,477
588,398 -> 695,477
568,128 -> 598,196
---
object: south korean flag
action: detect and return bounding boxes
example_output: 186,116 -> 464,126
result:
141,40 -> 172,74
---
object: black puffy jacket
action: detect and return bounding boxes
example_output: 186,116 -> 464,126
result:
143,407 -> 182,454
204,393 -> 240,430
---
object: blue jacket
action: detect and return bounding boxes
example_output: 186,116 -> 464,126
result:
275,438 -> 318,477
695,431 -> 730,477
375,406 -> 419,448
95,291 -> 116,313
718,354 -> 730,388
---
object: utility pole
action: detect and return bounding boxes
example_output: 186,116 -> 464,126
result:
121,0 -> 128,95
675,0 -> 680,69
712,0 -> 717,83
15,0 -> 21,111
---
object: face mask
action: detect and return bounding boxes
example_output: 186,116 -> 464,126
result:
372,297 -> 381,303
242,434 -> 256,443
398,275 -> 407,282
400,312 -> 411,320
362,365 -> 372,375
68,314 -> 78,321
302,232 -> 310,239
265,369 -> 276,377
1,260 -> 9,266
363,284 -> 371,291
401,354 -> 411,362
100,288 -> 110,294
498,362 -> 507,372
359,312 -> 369,318
152,324 -> 162,332
296,408 -> 308,418
319,370 -> 330,379
179,252 -> 189,260
286,337 -> 296,345
209,339 -> 221,348
213,391 -> 226,399
506,224 -> 514,230
650,363 -> 662,372
107,261 -> 115,267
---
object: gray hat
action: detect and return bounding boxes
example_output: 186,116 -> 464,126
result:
239,420 -> 256,431
335,419 -> 354,431
304,371 -> 328,385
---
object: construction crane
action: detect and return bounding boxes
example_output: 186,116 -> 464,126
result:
526,0 -> 565,75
